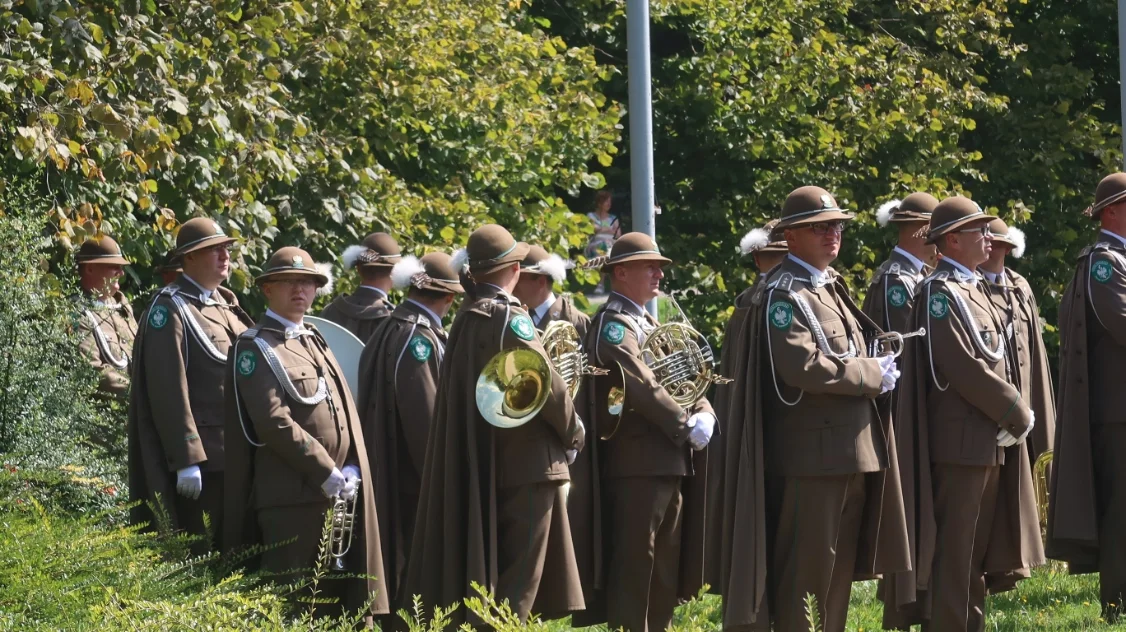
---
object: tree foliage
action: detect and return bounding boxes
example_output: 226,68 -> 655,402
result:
1,0 -> 620,298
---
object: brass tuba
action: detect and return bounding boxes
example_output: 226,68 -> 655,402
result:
329,479 -> 361,572
476,347 -> 552,429
1033,449 -> 1054,541
541,320 -> 608,399
601,295 -> 731,440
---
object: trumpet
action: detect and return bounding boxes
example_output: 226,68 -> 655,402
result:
867,327 -> 926,358
329,480 -> 360,572
476,347 -> 552,428
541,321 -> 608,399
601,296 -> 731,440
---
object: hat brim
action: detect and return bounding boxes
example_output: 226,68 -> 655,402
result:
604,252 -> 673,268
78,256 -> 130,266
420,279 -> 465,294
357,255 -> 401,269
1090,189 -> 1126,218
255,267 -> 330,287
176,235 -> 237,257
756,244 -> 789,254
989,234 -> 1018,249
775,210 -> 856,230
470,242 -> 531,275
887,213 -> 932,224
925,215 -> 998,244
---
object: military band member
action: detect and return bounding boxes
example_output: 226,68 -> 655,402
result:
738,218 -> 788,273
356,252 -> 463,606
320,232 -> 401,342
404,225 -> 585,624
574,232 -> 716,632
886,197 -> 1041,632
222,247 -> 387,618
513,245 -> 590,338
1049,172 -> 1126,621
75,235 -> 136,401
862,192 -> 939,334
714,187 -> 908,632
128,218 -> 254,549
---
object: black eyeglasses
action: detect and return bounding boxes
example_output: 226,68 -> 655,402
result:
956,226 -> 989,236
808,221 -> 846,236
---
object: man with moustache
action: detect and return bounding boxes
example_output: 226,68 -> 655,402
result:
863,192 -> 939,334
128,218 -> 254,550
713,187 -> 909,632
572,232 -> 717,632
223,247 -> 388,620
513,245 -> 590,339
356,252 -> 463,607
1049,172 -> 1126,621
75,235 -> 136,401
321,232 -> 401,342
404,225 -> 585,625
885,197 -> 1041,632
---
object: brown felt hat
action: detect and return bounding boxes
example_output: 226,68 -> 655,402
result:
392,252 -> 465,294
520,245 -> 572,283
76,235 -> 129,266
158,249 -> 182,274
174,217 -> 237,257
255,247 -> 330,287
466,224 -> 529,275
775,186 -> 855,230
740,219 -> 788,255
604,232 -> 672,267
986,218 -> 1027,258
923,196 -> 997,244
343,232 -> 402,269
1087,172 -> 1126,219
877,192 -> 939,226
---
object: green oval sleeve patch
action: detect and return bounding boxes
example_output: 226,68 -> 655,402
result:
928,293 -> 949,319
768,301 -> 793,329
408,335 -> 432,362
510,314 -> 535,341
602,321 -> 625,344
237,349 -> 257,376
148,304 -> 170,329
887,285 -> 908,308
1092,259 -> 1114,283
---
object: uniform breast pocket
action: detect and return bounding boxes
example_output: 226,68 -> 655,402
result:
284,365 -> 324,402
818,317 -> 850,355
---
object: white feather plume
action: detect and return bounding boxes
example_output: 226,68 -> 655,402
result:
315,263 -> 335,297
876,199 -> 900,227
391,255 -> 426,289
1007,226 -> 1027,259
341,244 -> 367,270
451,248 -> 469,273
531,254 -> 569,283
740,228 -> 770,255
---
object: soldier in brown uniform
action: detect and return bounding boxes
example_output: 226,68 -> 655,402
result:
356,252 -> 463,606
885,197 -> 1042,632
513,245 -> 591,338
75,235 -> 136,401
128,218 -> 254,549
1048,172 -> 1126,621
712,187 -> 909,632
572,232 -> 717,632
223,247 -> 388,619
863,192 -> 939,334
404,225 -> 585,625
320,232 -> 401,342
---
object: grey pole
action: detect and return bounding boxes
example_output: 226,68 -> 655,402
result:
626,0 -> 658,315
1121,0 -> 1126,168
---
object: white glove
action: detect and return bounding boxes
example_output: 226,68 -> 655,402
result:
878,356 -> 900,394
321,467 -> 346,498
341,464 -> 361,501
175,465 -> 202,500
997,410 -> 1035,447
566,449 -> 579,465
687,412 -> 716,451
573,415 -> 586,448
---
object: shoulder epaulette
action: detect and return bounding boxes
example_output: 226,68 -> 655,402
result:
768,271 -> 795,293
604,299 -> 625,313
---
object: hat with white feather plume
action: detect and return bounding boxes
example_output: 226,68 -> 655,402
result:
341,232 -> 401,269
875,192 -> 940,227
391,252 -> 465,294
739,219 -> 787,255
520,245 -> 573,283
986,218 -> 1027,259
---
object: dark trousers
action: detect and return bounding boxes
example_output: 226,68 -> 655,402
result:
258,501 -> 353,617
1093,424 -> 1126,620
173,471 -> 224,556
605,476 -> 683,632
924,464 -> 1000,632
766,473 -> 866,632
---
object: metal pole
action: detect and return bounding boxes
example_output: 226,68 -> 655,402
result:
1120,0 -> 1126,168
626,0 -> 658,316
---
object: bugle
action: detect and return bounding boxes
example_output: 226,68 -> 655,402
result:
329,479 -> 361,572
867,327 -> 926,358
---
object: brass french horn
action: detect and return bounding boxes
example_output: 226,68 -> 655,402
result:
600,295 -> 731,440
476,347 -> 552,429
541,320 -> 608,399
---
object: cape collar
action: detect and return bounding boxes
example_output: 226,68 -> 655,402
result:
892,246 -> 927,275
938,258 -> 980,286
